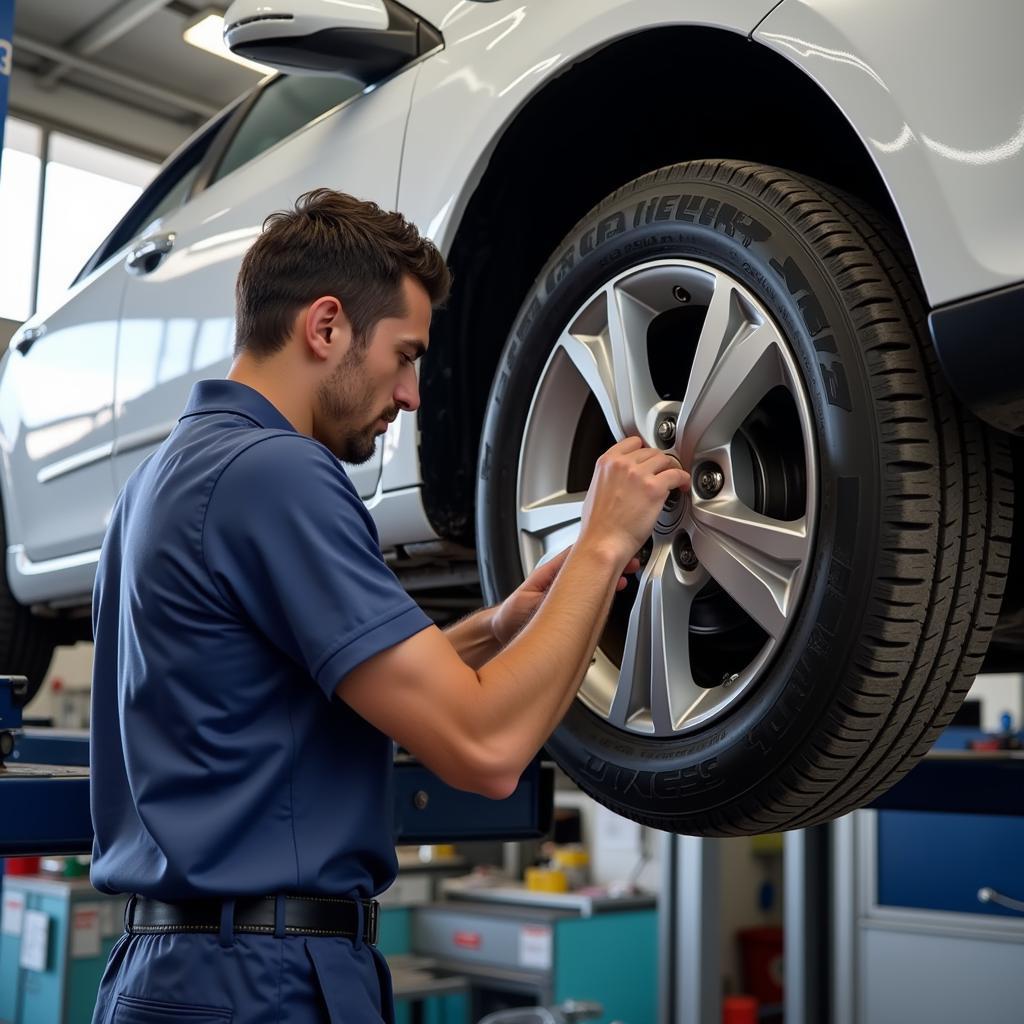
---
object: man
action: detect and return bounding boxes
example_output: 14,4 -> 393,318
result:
89,189 -> 689,1023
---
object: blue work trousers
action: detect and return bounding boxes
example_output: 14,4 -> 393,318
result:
90,926 -> 395,1024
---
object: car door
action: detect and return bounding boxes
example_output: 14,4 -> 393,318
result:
113,70 -> 416,499
0,109 -> 236,604
0,267 -> 122,577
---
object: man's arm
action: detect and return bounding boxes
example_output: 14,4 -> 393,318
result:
339,540 -> 621,798
337,439 -> 688,799
444,607 -> 501,671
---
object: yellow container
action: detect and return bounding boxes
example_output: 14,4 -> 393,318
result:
552,846 -> 590,888
525,867 -> 569,892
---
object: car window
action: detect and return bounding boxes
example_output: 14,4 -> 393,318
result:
76,110 -> 232,282
137,161 -> 203,236
210,75 -> 362,186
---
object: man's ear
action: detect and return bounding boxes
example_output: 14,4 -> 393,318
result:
303,296 -> 351,361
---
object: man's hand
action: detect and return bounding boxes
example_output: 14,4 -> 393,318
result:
580,437 -> 690,564
492,545 -> 642,646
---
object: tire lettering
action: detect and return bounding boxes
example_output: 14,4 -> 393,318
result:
698,198 -> 721,227
820,361 -> 853,410
654,195 -> 679,222
581,755 -> 721,800
674,194 -> 703,224
580,212 -> 626,257
545,245 -> 575,293
770,255 -> 853,411
516,296 -> 542,341
747,665 -> 813,754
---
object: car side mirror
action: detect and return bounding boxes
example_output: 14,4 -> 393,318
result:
223,0 -> 441,81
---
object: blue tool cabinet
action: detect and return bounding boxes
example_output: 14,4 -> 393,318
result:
0,876 -> 126,1024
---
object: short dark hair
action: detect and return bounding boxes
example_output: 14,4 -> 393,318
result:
234,188 -> 451,357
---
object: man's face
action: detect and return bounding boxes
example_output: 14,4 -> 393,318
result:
313,275 -> 431,464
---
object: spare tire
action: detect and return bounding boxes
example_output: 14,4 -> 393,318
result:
475,160 -> 1013,835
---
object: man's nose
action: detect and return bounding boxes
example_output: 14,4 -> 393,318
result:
395,377 -> 420,413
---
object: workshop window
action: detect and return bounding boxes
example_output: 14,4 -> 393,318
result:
0,118 -> 42,322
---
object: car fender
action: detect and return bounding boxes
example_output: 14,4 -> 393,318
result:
754,0 -> 1024,309
384,0 -> 777,496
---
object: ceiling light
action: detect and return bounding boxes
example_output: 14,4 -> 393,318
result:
183,11 -> 275,75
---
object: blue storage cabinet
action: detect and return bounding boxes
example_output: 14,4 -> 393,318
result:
379,906 -> 468,1024
0,876 -> 126,1024
412,899 -> 658,1024
876,727 -> 1024,917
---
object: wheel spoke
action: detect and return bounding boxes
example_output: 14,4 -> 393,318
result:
692,498 -> 809,564
648,555 -> 707,734
518,490 -> 586,538
677,283 -> 785,464
689,502 -> 807,638
555,329 -> 624,441
604,283 -> 663,443
609,546 -> 708,735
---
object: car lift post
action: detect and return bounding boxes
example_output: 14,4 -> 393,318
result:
658,833 -> 721,1024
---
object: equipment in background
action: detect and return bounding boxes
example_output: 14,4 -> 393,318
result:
0,874 -> 127,1024
412,889 -> 656,1023
0,676 -> 27,762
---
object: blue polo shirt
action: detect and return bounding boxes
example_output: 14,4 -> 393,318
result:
89,379 -> 433,901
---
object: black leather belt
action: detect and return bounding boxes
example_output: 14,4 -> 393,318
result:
125,894 -> 379,944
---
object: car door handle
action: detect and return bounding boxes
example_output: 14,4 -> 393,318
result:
126,233 -> 175,276
14,324 -> 46,355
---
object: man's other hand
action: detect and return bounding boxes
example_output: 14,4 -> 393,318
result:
492,545 -> 641,646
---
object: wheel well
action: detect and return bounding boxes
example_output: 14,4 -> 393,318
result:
419,25 -> 904,546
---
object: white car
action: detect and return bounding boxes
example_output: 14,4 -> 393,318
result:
4,0 -> 1020,834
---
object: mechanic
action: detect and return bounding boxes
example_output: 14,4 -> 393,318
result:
88,188 -> 689,1024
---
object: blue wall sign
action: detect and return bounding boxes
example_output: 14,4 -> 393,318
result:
0,0 -> 13,159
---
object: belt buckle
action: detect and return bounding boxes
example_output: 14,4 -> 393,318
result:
364,900 -> 379,946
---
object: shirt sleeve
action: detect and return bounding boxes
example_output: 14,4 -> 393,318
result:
202,433 -> 433,699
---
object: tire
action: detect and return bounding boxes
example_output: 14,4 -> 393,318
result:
476,159 -> 1013,836
0,506 -> 57,706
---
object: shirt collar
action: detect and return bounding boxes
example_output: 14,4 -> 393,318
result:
179,379 -> 297,434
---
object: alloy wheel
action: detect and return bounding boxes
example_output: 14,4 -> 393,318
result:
515,260 -> 818,737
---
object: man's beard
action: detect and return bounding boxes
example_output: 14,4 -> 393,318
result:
315,349 -> 395,464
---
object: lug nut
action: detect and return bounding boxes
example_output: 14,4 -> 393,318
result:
636,537 -> 654,568
695,463 -> 725,498
672,286 -> 691,304
673,532 -> 698,571
656,416 -> 676,446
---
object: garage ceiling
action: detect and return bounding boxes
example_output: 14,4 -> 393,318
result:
13,0 -> 265,161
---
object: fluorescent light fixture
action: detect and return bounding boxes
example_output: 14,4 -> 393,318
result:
183,11 -> 275,75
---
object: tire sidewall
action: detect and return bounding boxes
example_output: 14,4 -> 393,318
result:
476,169 -> 883,823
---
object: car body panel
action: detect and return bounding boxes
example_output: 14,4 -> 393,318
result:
0,265 -> 122,575
755,0 -> 1024,307
399,0 -> 779,257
